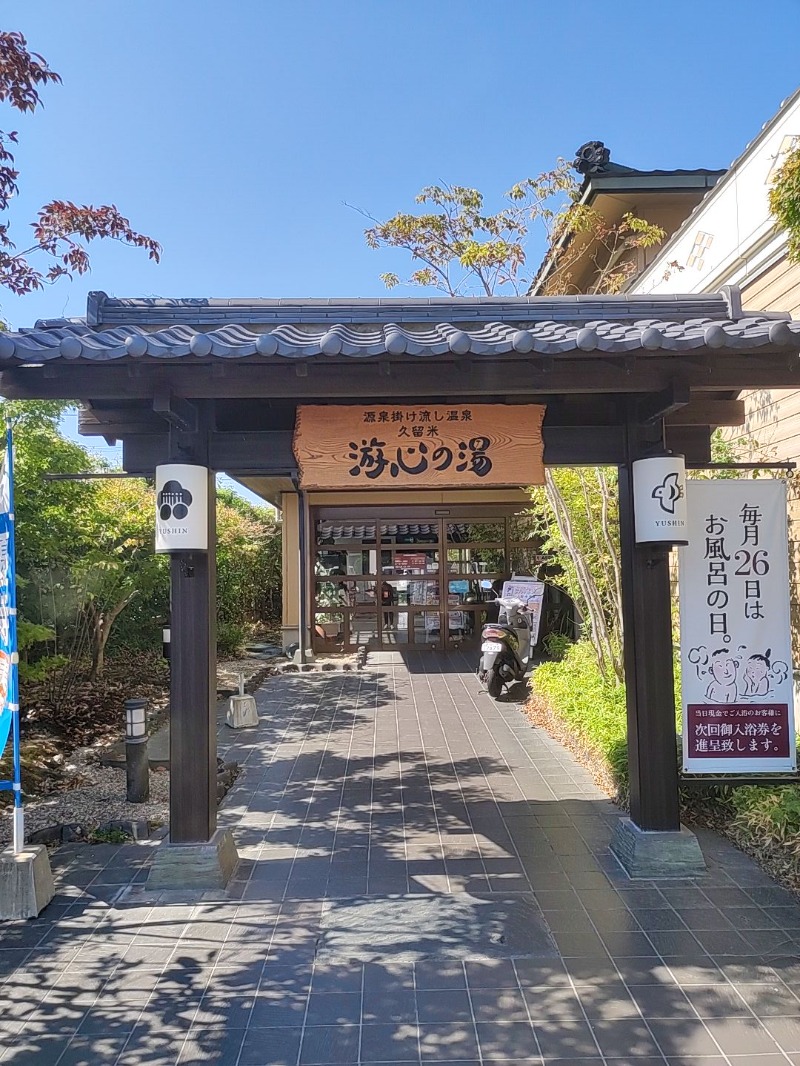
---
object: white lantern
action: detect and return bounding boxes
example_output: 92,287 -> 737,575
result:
632,454 -> 688,545
154,464 -> 209,553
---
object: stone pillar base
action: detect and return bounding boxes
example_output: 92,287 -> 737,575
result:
226,694 -> 259,729
0,845 -> 54,919
147,828 -> 239,891
610,818 -> 706,879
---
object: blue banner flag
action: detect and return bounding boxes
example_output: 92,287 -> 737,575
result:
0,418 -> 21,851
0,424 -> 15,762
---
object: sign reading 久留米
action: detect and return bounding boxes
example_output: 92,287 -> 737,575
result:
679,479 -> 796,773
293,404 -> 545,489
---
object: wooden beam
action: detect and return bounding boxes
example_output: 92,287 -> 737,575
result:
121,424 -> 712,475
153,386 -> 198,433
636,382 -> 690,425
167,420 -> 217,845
619,417 -> 682,832
78,406 -> 163,436
665,399 -> 745,426
3,358 -> 800,402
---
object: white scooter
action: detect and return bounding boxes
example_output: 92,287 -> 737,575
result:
477,597 -> 534,698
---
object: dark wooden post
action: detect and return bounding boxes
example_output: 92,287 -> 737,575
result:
618,420 -> 681,832
167,412 -> 217,844
169,487 -> 217,842
611,414 -> 705,876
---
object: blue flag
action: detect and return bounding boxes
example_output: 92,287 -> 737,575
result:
0,430 -> 14,763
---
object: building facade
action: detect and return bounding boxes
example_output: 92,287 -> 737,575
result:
628,88 -> 800,658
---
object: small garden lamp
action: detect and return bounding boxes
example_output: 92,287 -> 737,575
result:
124,698 -> 149,803
125,698 -> 147,740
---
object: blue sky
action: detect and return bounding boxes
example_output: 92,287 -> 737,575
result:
4,0 -> 800,329
4,1 -> 800,494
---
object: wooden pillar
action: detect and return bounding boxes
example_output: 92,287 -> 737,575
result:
167,415 -> 217,844
618,418 -> 681,832
298,489 -> 310,660
280,492 -> 300,648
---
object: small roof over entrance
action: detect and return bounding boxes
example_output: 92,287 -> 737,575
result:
1,287 -> 799,489
3,288 -> 797,363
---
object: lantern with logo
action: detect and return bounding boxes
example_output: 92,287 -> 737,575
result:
631,454 -> 688,546
154,465 -> 209,553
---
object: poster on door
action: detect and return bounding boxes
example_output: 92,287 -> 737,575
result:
679,480 -> 796,773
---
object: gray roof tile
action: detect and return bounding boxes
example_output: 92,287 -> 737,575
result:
3,306 -> 799,364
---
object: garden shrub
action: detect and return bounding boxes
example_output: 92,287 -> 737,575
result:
217,621 -> 248,658
729,786 -> 800,848
530,641 -> 629,796
531,641 -> 800,881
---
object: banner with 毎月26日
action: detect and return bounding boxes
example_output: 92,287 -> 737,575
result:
679,479 -> 796,773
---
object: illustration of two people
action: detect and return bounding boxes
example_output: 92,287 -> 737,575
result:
705,648 -> 771,703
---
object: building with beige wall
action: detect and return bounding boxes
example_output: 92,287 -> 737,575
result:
628,87 -> 800,657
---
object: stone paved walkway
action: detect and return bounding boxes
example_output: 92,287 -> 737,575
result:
3,654 -> 800,1065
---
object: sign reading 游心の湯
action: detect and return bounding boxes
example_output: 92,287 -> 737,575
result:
679,479 -> 796,773
293,404 -> 545,489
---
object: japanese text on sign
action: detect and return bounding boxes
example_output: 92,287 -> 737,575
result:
347,435 -> 493,481
293,404 -> 545,489
679,480 -> 796,773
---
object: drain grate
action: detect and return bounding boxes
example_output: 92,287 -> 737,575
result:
316,893 -> 557,962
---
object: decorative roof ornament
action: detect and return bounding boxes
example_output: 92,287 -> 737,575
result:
573,141 -> 611,176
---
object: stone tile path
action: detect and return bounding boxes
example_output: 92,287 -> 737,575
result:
3,653 -> 800,1064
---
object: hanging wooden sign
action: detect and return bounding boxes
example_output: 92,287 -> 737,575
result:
293,403 -> 545,489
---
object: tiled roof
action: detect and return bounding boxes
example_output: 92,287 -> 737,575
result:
2,290 -> 798,363
81,291 -> 731,327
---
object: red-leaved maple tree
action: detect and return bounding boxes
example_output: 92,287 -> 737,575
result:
0,31 -> 160,294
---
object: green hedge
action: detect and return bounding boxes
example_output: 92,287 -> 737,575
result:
531,640 -> 800,874
531,641 -> 629,793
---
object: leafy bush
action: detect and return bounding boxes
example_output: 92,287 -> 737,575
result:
217,621 -> 247,659
531,642 -> 800,883
770,145 -> 800,263
541,632 -> 572,661
19,654 -> 68,684
530,641 -> 629,794
729,786 -> 800,847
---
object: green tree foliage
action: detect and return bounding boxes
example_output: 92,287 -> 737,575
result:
363,167 -> 664,297
769,145 -> 800,263
74,476 -> 166,680
363,164 -> 664,674
528,469 -> 623,681
216,487 -> 282,630
5,401 -> 98,575
4,404 -> 283,681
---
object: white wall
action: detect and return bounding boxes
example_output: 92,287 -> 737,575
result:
631,90 -> 800,299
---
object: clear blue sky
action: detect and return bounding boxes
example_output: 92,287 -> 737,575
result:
4,0 -> 800,330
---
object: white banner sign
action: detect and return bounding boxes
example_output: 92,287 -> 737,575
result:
502,578 -> 545,645
679,480 -> 796,773
154,464 -> 209,553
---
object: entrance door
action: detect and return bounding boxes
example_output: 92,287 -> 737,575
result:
312,515 -> 510,652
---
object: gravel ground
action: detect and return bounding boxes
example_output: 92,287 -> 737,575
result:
0,748 -> 170,846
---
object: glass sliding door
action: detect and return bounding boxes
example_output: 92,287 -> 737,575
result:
312,512 -> 522,652
443,521 -> 507,648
